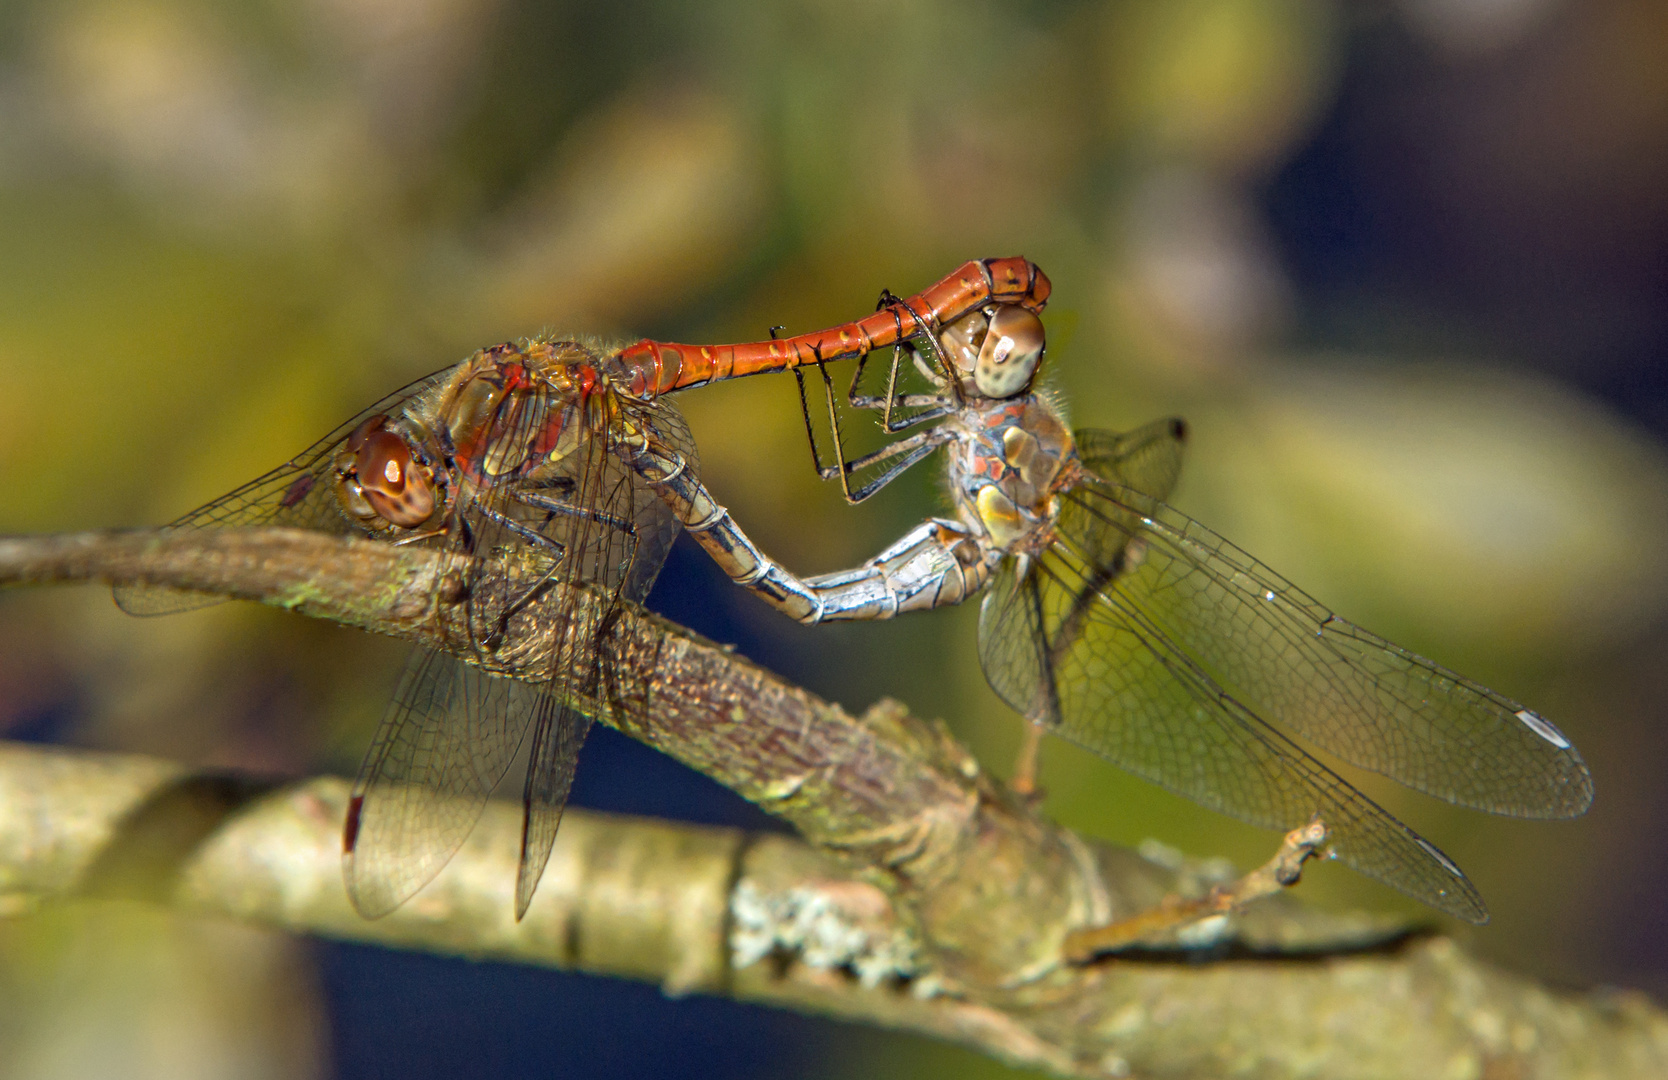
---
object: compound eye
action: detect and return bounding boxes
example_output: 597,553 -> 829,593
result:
353,429 -> 436,527
936,308 -> 987,378
974,306 -> 1045,399
346,414 -> 388,453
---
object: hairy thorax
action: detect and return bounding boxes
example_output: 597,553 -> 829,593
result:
948,395 -> 1075,557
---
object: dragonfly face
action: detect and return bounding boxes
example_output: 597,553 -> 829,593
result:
936,302 -> 1047,401
334,414 -> 443,530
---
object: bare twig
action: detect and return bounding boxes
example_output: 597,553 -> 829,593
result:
3,529 -> 1666,1078
1062,819 -> 1330,961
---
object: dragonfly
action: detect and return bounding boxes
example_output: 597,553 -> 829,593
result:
116,260 -> 1048,919
622,260 -> 1595,924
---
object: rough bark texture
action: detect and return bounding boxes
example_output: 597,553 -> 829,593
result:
2,528 -> 1665,1078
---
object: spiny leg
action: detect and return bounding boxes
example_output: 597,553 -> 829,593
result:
471,492 -> 640,648
512,488 -> 641,594
514,488 -> 636,535
467,503 -> 566,650
791,350 -> 849,491
846,297 -> 955,433
791,371 -> 953,503
829,426 -> 954,503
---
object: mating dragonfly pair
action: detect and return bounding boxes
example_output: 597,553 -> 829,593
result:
118,258 -> 1592,925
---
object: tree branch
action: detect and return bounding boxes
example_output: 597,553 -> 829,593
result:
2,529 -> 1664,1077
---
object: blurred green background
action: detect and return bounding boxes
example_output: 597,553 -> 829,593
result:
4,0 -> 1668,1076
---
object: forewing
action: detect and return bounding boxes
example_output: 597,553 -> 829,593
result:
114,367 -> 454,616
1074,420 -> 1187,503
461,391 -> 691,915
977,548 -> 1488,922
1049,476 -> 1592,818
343,646 -> 544,918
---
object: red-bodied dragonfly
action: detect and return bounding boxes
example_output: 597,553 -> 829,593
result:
623,263 -> 1593,924
117,259 -> 1046,919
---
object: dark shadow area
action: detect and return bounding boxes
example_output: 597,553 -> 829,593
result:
317,941 -> 845,1080
78,771 -> 277,902
1096,926 -> 1432,967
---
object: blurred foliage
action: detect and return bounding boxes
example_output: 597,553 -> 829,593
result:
3,0 -> 1668,1076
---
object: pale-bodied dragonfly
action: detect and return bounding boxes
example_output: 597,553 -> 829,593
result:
117,260 -> 1045,918
624,261 -> 1593,923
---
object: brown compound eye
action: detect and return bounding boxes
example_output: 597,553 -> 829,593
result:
349,422 -> 436,528
974,305 -> 1045,400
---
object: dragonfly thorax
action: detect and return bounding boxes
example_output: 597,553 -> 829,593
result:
436,340 -> 638,487
951,395 -> 1075,554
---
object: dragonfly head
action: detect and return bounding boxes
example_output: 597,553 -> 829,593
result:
937,303 -> 1046,401
337,415 -> 439,529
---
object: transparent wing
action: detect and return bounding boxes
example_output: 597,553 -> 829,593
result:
451,393 -> 691,616
515,694 -> 593,919
343,647 -> 543,918
1074,419 -> 1188,504
349,386 -> 694,917
489,393 -> 692,914
978,544 -> 1488,922
1047,471 -> 1591,817
114,367 -> 455,616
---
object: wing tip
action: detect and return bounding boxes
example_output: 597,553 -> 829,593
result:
1409,836 -> 1490,925
1558,762 -> 1597,818
341,865 -> 402,922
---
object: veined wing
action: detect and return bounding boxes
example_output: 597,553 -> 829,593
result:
114,367 -> 455,616
1047,419 -> 1186,586
1046,461 -> 1591,818
343,387 -> 695,918
1074,417 -> 1187,505
977,538 -> 1489,922
344,646 -> 543,918
485,390 -> 693,918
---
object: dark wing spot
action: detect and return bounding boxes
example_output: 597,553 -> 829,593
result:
343,794 -> 364,853
280,474 -> 317,508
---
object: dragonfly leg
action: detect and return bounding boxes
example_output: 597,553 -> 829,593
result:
506,487 -> 642,605
389,527 -> 448,547
793,347 -> 948,500
1061,819 -> 1331,962
832,431 -> 952,503
511,489 -> 636,535
468,499 -> 637,650
845,343 -> 950,433
471,502 -> 568,560
792,388 -> 954,504
625,440 -> 991,623
854,305 -> 961,435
